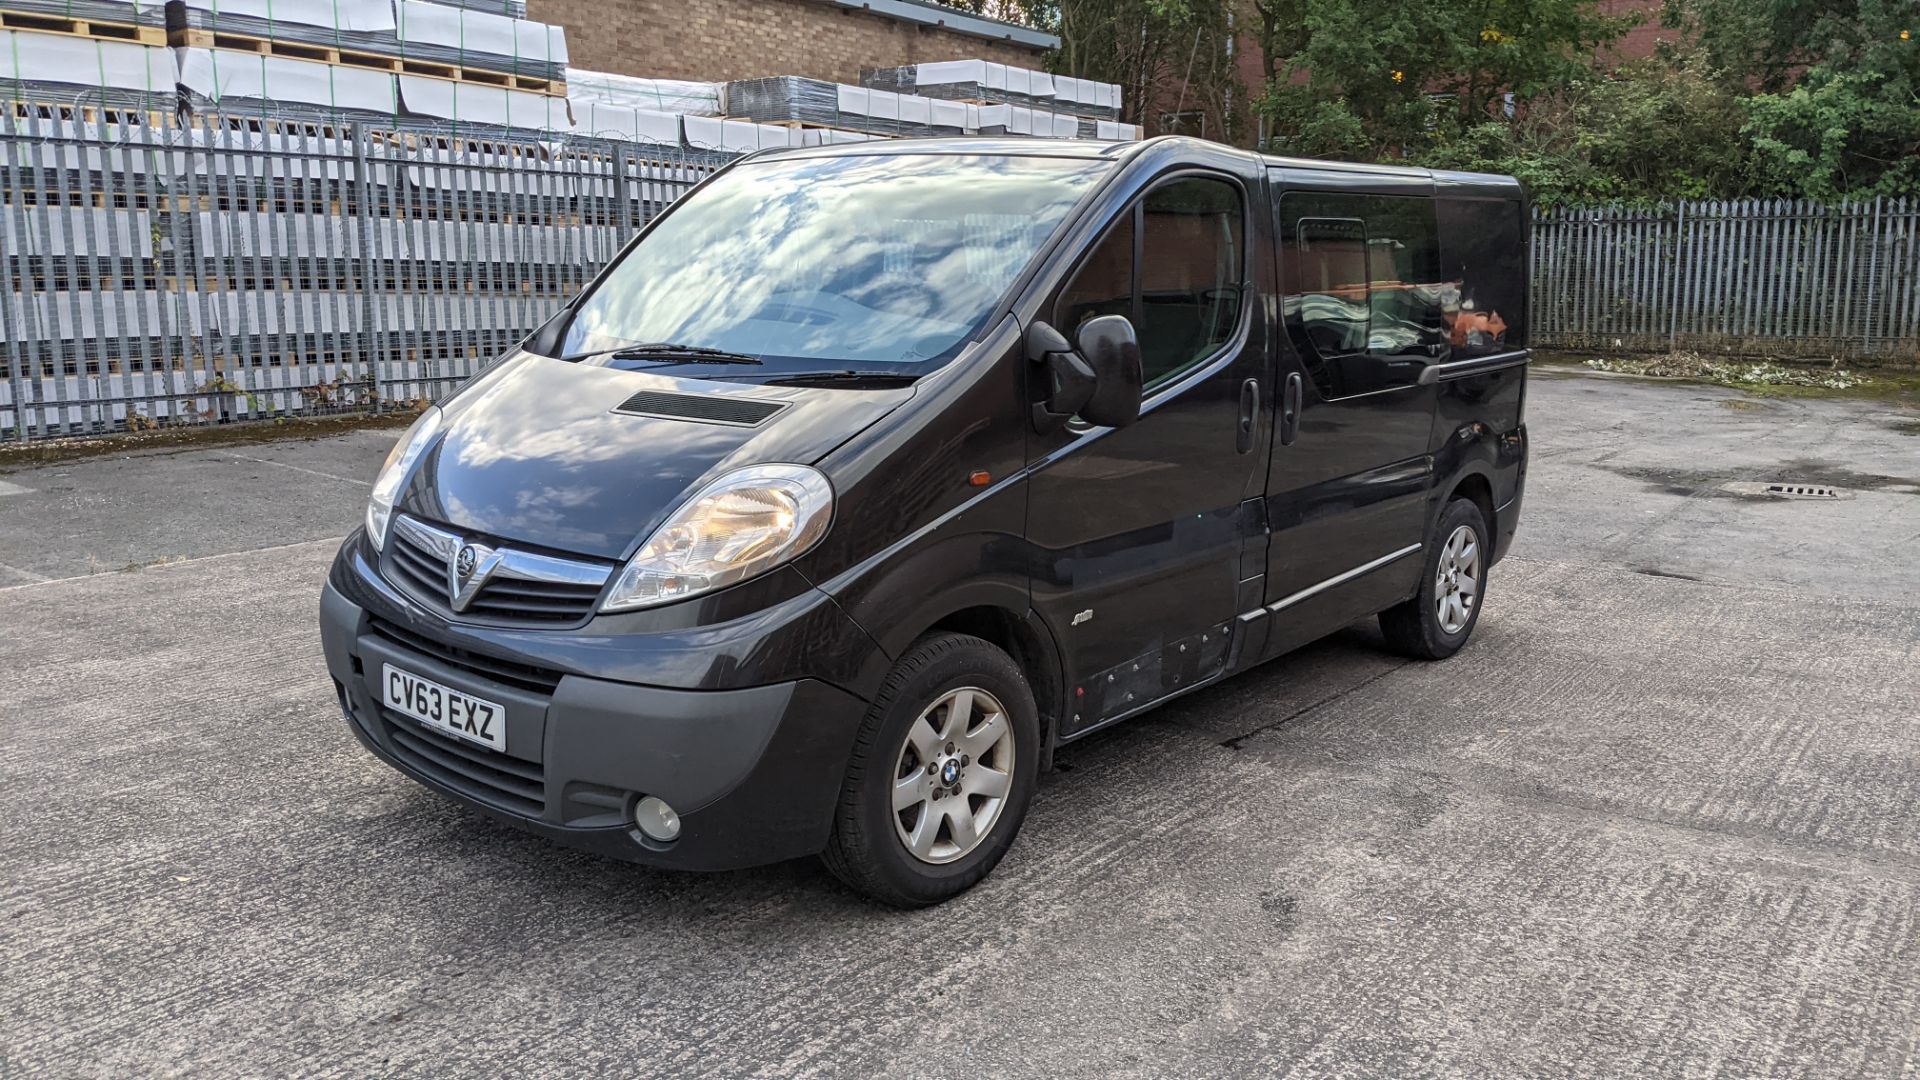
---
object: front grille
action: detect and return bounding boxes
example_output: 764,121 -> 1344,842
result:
379,708 -> 546,818
385,515 -> 612,627
369,616 -> 564,694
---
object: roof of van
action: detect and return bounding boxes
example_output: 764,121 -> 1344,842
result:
751,135 -> 1525,198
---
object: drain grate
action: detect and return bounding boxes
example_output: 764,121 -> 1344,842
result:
1764,483 -> 1841,499
1720,480 -> 1849,500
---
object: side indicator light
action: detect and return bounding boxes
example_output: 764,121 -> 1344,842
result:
968,470 -> 991,487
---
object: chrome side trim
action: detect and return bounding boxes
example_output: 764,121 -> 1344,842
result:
1416,350 -> 1531,385
1266,544 -> 1422,613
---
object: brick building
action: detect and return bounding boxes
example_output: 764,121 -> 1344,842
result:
526,0 -> 1055,85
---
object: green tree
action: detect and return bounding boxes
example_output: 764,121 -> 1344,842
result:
1249,0 -> 1634,158
1042,0 -> 1247,139
1418,44 -> 1754,204
1730,2 -> 1920,199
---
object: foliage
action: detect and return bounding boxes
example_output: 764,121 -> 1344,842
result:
1416,45 -> 1753,205
1036,0 -> 1248,140
1247,0 -> 1635,159
1733,2 -> 1920,201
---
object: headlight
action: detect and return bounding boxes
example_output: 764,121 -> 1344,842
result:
602,464 -> 833,613
365,406 -> 443,551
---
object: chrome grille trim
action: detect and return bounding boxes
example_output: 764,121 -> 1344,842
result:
385,514 -> 613,626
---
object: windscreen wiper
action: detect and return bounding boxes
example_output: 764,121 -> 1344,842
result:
764,369 -> 919,387
607,343 -> 764,365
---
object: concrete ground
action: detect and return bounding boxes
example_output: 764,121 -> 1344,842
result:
2,371 -> 1917,1077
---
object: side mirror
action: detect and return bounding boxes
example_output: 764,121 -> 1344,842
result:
1027,317 -> 1144,432
1073,315 -> 1143,429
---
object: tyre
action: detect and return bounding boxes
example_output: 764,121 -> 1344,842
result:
1379,498 -> 1489,660
821,632 -> 1040,908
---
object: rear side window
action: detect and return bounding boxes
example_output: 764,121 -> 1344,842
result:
1294,217 -> 1369,356
1280,190 -> 1445,399
1436,198 -> 1527,356
1056,174 -> 1246,392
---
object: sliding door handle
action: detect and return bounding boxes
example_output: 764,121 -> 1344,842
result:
1280,373 -> 1303,446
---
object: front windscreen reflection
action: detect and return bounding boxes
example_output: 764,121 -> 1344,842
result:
561,153 -> 1113,367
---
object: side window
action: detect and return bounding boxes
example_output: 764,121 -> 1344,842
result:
1056,211 -> 1134,336
1137,177 -> 1243,389
1281,191 -> 1444,399
1436,197 -> 1527,356
1054,174 -> 1246,394
1293,217 -> 1369,357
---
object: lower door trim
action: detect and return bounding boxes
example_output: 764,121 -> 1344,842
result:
1265,543 -> 1422,614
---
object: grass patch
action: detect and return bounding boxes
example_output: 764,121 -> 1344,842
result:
0,411 -> 419,473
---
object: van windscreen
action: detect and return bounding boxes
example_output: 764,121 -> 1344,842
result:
561,153 -> 1113,367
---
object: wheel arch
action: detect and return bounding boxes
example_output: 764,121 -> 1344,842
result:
923,603 -> 1065,768
1435,465 -> 1497,548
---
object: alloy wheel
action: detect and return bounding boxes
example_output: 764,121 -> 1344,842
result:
891,687 -> 1015,864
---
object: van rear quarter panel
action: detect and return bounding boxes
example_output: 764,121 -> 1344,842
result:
1428,187 -> 1530,537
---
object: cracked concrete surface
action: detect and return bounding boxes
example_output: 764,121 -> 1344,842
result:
2,373 -> 1917,1077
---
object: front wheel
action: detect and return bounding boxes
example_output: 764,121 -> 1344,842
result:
821,633 -> 1040,907
1379,498 -> 1489,660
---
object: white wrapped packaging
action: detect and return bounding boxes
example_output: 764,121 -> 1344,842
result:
569,100 -> 681,144
178,47 -> 400,112
681,115 -> 802,152
394,1 -> 569,65
399,73 -> 568,130
173,0 -> 397,32
0,30 -> 170,92
565,68 -> 724,116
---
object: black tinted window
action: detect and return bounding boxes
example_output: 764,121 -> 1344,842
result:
1294,217 -> 1369,356
1436,197 -> 1527,356
1056,211 -> 1134,336
1056,174 -> 1246,394
1137,177 -> 1243,388
1281,190 -> 1444,398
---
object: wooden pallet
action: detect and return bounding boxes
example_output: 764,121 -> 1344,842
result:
170,27 -> 565,96
6,100 -> 169,126
0,8 -> 166,45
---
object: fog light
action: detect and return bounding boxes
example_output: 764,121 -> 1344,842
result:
633,796 -> 681,842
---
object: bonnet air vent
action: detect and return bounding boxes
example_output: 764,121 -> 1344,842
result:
614,390 -> 789,427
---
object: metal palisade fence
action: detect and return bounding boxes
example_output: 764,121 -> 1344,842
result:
4,110 -> 1919,441
1531,198 -> 1920,361
1,104 -> 730,440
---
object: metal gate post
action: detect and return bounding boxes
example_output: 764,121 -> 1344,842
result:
349,123 -> 382,410
1667,201 -> 1685,350
611,148 -> 633,236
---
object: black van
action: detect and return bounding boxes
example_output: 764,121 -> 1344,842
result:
320,136 -> 1529,907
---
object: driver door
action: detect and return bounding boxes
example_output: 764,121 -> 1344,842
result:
1025,171 -> 1271,738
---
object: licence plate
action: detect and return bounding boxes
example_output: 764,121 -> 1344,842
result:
381,664 -> 507,752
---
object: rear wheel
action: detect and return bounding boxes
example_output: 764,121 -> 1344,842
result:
1380,498 -> 1488,660
821,633 -> 1040,907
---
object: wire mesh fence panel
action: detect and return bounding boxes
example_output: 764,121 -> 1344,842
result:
1532,197 -> 1920,360
7,122 -> 1918,443
1,105 -> 728,440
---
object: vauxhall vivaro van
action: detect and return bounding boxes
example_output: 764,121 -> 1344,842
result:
320,136 -> 1530,906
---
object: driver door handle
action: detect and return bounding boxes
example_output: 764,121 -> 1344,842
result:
1236,378 -> 1259,454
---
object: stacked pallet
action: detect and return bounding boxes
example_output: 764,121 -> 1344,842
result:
726,76 -> 966,138
862,59 -> 1137,138
0,10 -> 173,120
162,0 -> 570,134
1,0 -> 163,40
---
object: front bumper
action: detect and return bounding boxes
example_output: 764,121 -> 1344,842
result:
320,549 -> 873,872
